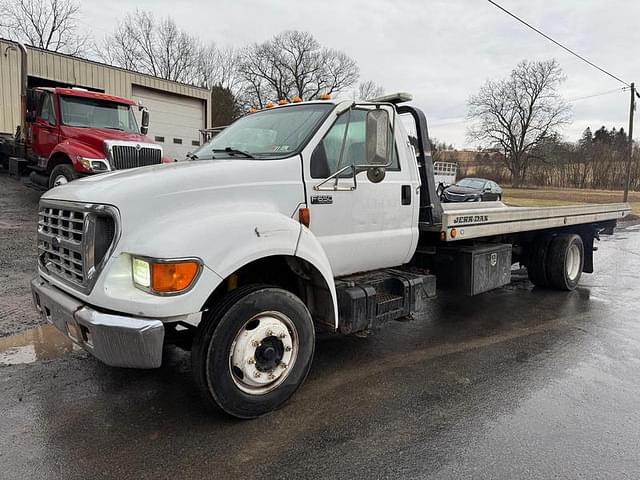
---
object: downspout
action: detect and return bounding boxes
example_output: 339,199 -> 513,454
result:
4,41 -> 28,143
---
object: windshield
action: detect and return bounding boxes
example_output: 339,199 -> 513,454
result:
457,178 -> 487,189
192,103 -> 334,160
59,95 -> 139,133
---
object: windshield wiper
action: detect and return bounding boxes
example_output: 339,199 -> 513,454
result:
212,147 -> 255,159
104,126 -> 124,131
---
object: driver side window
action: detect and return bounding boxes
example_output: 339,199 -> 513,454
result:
39,94 -> 56,125
310,109 -> 366,179
310,109 -> 400,179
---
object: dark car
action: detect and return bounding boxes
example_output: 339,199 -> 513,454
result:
442,178 -> 503,202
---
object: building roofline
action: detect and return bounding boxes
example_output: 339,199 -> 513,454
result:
0,37 -> 210,93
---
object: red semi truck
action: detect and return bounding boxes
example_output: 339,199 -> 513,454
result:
0,86 -> 166,189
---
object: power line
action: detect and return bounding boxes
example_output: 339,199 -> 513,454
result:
568,87 -> 628,103
486,0 -> 630,87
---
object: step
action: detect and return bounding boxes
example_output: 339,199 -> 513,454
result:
335,268 -> 436,334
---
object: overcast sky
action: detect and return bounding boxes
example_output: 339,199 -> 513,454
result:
81,0 -> 639,148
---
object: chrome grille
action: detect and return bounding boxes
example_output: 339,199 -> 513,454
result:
38,205 -> 86,287
37,201 -> 118,292
110,144 -> 162,170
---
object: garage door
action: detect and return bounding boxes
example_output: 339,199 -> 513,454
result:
132,85 -> 205,160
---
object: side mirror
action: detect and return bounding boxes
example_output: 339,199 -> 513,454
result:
365,109 -> 390,183
140,109 -> 150,135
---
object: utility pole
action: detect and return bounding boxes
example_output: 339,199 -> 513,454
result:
623,82 -> 635,203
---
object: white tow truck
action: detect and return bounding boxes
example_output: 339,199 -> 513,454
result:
31,93 -> 631,418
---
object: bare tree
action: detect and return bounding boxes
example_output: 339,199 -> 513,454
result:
99,10 -> 201,83
354,80 -> 384,100
0,0 -> 88,54
467,59 -> 571,186
238,30 -> 359,106
195,45 -> 242,91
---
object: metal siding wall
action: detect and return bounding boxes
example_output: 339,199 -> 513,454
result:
1,42 -> 210,132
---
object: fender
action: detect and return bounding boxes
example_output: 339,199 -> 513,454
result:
50,139 -> 104,173
103,207 -> 340,327
294,226 -> 339,330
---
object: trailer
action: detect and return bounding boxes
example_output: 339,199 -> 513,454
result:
30,92 -> 631,418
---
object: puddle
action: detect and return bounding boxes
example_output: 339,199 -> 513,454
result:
0,324 -> 78,365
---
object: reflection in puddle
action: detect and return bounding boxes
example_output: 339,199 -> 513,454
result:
0,324 -> 78,365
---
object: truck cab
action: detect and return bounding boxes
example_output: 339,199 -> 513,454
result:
31,93 -> 630,418
27,87 -> 164,188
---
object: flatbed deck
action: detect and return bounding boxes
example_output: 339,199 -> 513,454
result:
421,201 -> 632,241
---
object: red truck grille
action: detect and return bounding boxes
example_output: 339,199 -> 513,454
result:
110,144 -> 162,170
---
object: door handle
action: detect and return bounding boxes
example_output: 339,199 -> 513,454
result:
401,185 -> 411,205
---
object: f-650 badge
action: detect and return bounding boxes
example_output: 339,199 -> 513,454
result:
311,195 -> 333,205
453,215 -> 489,224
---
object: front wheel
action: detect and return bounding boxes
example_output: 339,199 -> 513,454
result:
191,285 -> 315,418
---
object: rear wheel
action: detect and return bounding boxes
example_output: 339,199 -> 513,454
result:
527,235 -> 553,287
192,285 -> 315,418
49,164 -> 78,189
546,234 -> 584,291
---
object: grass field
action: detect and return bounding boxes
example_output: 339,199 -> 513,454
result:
502,186 -> 640,217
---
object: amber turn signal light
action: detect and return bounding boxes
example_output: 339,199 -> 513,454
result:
298,207 -> 310,227
151,261 -> 200,293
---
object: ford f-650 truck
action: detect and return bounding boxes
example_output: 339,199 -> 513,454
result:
30,93 -> 631,418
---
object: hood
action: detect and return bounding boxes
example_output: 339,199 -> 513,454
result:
60,125 -> 154,153
43,157 -> 305,227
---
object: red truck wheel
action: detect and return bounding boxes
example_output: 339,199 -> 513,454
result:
49,164 -> 78,189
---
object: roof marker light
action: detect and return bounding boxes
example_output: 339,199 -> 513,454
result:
319,93 -> 331,100
265,101 -> 274,108
292,96 -> 302,103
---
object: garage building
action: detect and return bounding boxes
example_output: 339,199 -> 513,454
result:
0,39 -> 211,160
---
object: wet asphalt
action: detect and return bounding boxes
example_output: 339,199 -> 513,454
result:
1,173 -> 640,479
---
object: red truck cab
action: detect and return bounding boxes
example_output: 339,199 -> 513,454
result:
28,87 -> 166,188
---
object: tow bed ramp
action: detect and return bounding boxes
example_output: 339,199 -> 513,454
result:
423,202 -> 631,241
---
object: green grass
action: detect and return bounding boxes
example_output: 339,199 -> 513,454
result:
502,187 -> 640,216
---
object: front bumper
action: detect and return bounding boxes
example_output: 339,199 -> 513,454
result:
31,278 -> 164,368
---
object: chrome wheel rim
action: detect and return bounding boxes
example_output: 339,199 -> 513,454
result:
53,175 -> 68,186
229,311 -> 298,395
566,244 -> 581,281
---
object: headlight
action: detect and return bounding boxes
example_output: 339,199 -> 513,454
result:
131,256 -> 202,295
78,157 -> 110,172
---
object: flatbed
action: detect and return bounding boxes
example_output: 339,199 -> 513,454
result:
425,202 -> 631,241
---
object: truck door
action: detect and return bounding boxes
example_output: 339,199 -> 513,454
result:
303,107 -> 419,277
31,92 -> 59,161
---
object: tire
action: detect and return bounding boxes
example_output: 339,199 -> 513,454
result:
527,235 -> 553,288
546,234 -> 584,291
192,285 -> 315,419
49,164 -> 78,189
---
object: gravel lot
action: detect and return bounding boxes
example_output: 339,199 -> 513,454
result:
0,174 -> 42,337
